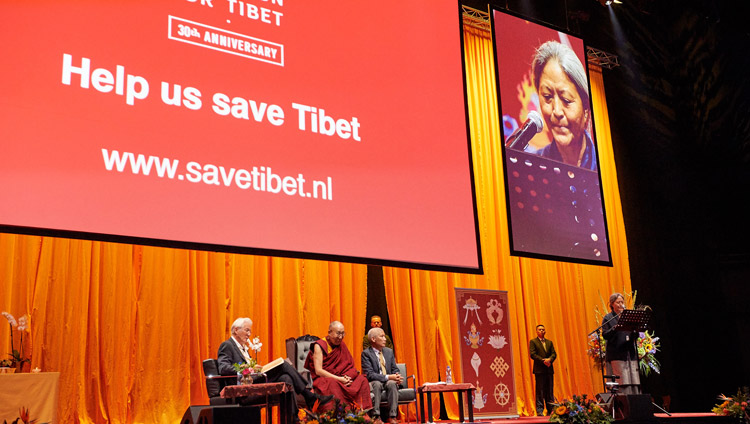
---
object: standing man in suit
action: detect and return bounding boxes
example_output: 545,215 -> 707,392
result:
361,327 -> 403,424
217,317 -> 333,415
529,324 -> 557,416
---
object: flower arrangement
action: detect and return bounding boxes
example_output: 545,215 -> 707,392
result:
2,311 -> 30,369
298,399 -> 370,424
587,333 -> 606,370
232,358 -> 258,374
233,360 -> 257,385
636,330 -> 660,376
587,292 -> 661,376
712,387 -> 749,423
233,336 -> 263,384
233,360 -> 258,373
549,394 -> 613,424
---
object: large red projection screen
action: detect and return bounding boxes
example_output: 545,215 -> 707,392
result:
0,1 -> 481,272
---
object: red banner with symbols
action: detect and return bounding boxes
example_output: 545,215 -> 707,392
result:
455,288 -> 518,418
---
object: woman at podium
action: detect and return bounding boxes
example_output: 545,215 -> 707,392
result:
601,293 -> 641,395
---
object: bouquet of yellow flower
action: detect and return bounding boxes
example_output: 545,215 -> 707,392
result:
636,330 -> 660,376
549,394 -> 613,424
712,388 -> 749,423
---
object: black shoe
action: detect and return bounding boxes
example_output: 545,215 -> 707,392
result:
308,394 -> 334,409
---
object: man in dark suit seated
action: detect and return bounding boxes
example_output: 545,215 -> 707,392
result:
218,317 -> 333,417
361,328 -> 403,424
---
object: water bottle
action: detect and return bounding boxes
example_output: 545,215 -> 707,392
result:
446,365 -> 453,384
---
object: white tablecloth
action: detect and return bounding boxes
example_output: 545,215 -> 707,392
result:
0,372 -> 60,423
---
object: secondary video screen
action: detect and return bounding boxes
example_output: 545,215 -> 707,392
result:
492,9 -> 611,265
0,1 -> 481,272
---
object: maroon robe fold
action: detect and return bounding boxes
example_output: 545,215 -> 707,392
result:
304,339 -> 372,411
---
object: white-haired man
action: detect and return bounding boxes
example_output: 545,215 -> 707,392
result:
218,317 -> 333,414
361,327 -> 403,424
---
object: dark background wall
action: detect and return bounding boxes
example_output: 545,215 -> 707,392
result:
457,0 -> 750,411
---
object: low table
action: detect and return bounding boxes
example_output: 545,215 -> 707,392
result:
0,372 -> 60,423
418,383 -> 475,424
221,382 -> 292,424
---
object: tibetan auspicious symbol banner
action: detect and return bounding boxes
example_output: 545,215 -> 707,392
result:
455,288 -> 517,418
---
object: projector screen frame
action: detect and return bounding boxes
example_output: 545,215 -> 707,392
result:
0,2 -> 484,274
489,6 -> 613,267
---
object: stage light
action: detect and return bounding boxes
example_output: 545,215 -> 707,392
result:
597,0 -> 621,6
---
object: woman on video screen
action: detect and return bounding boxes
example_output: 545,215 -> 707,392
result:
528,41 -> 597,171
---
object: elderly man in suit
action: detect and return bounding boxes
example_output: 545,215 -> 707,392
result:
218,317 -> 333,415
361,327 -> 403,424
529,324 -> 557,416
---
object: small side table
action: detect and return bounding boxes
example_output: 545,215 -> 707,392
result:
418,383 -> 475,424
220,382 -> 292,424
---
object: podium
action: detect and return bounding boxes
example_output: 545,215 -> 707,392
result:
608,309 -> 651,394
614,309 -> 651,333
591,308 -> 667,420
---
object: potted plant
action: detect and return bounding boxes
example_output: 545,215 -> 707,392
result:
2,311 -> 31,372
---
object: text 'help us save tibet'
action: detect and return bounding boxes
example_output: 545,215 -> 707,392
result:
61,54 -> 362,142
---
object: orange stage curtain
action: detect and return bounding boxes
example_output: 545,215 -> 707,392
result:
383,26 -> 632,418
0,236 -> 367,423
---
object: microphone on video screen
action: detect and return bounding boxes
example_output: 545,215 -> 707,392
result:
506,111 -> 543,150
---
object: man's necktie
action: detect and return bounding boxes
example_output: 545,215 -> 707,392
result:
541,339 -> 547,353
241,345 -> 252,364
379,351 -> 387,374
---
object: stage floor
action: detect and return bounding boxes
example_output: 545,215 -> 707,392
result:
413,413 -> 730,424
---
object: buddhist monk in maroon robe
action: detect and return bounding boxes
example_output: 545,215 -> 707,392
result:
305,321 -> 373,412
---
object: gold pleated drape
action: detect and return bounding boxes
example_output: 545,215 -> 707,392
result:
0,236 -> 367,423
383,26 -> 632,418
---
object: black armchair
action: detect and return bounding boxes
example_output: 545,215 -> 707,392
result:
285,335 -> 319,390
202,358 -> 239,405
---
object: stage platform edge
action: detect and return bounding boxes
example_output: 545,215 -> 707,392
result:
420,413 -> 733,424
